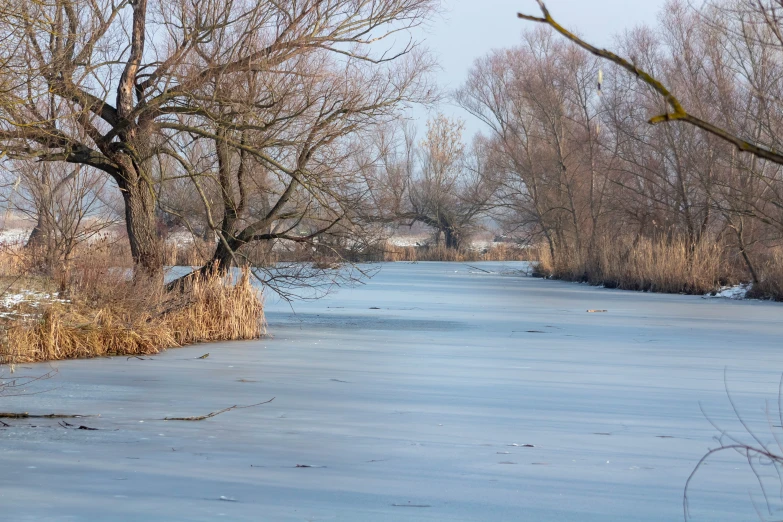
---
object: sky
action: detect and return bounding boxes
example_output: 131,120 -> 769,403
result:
418,0 -> 669,136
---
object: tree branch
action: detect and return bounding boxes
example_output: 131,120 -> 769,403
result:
518,0 -> 783,165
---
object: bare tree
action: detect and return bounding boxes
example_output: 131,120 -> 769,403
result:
151,22 -> 436,290
368,115 -> 497,250
0,161 -> 120,275
457,28 -> 609,265
469,1 -> 781,293
0,0 -> 438,279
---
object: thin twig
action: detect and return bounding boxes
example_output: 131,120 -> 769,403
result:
163,397 -> 275,421
0,369 -> 59,397
685,371 -> 783,520
0,412 -> 96,419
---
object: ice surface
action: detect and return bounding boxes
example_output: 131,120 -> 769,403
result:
1,262 -> 783,521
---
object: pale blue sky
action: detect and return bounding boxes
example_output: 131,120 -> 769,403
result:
418,0 -> 669,135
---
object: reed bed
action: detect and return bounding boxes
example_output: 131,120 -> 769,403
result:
376,242 -> 531,262
533,235 -> 763,296
1,253 -> 264,364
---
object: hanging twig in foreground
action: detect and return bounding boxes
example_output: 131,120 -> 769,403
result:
684,371 -> 783,521
0,369 -> 59,397
518,1 -> 783,166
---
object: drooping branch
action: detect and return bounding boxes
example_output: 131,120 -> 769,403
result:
518,0 -> 783,165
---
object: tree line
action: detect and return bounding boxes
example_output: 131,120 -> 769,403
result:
1,0 -> 782,299
502,0 -> 783,296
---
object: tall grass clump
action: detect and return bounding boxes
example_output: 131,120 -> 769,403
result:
167,268 -> 264,345
0,249 -> 264,364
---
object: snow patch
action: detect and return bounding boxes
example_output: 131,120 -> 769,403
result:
705,283 -> 752,299
0,290 -> 69,319
387,235 -> 429,247
165,231 -> 197,246
0,228 -> 30,245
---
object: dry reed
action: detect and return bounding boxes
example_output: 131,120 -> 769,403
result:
535,236 -> 742,295
377,242 -> 531,262
748,248 -> 783,300
1,260 -> 264,364
0,247 -> 26,278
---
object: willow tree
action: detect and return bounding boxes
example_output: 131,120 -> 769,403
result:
163,31 -> 436,278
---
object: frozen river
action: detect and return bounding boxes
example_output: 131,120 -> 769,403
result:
2,262 -> 783,521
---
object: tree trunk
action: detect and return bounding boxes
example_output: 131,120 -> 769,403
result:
26,214 -> 47,249
119,175 -> 163,280
211,237 -> 239,273
166,235 -> 237,292
443,227 -> 461,250
25,213 -> 56,274
732,219 -> 759,286
26,166 -> 53,250
110,0 -> 161,280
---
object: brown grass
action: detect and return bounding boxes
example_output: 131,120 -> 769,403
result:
0,247 -> 26,278
1,247 -> 264,363
535,236 -> 742,295
168,268 -> 264,345
376,242 -> 531,262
